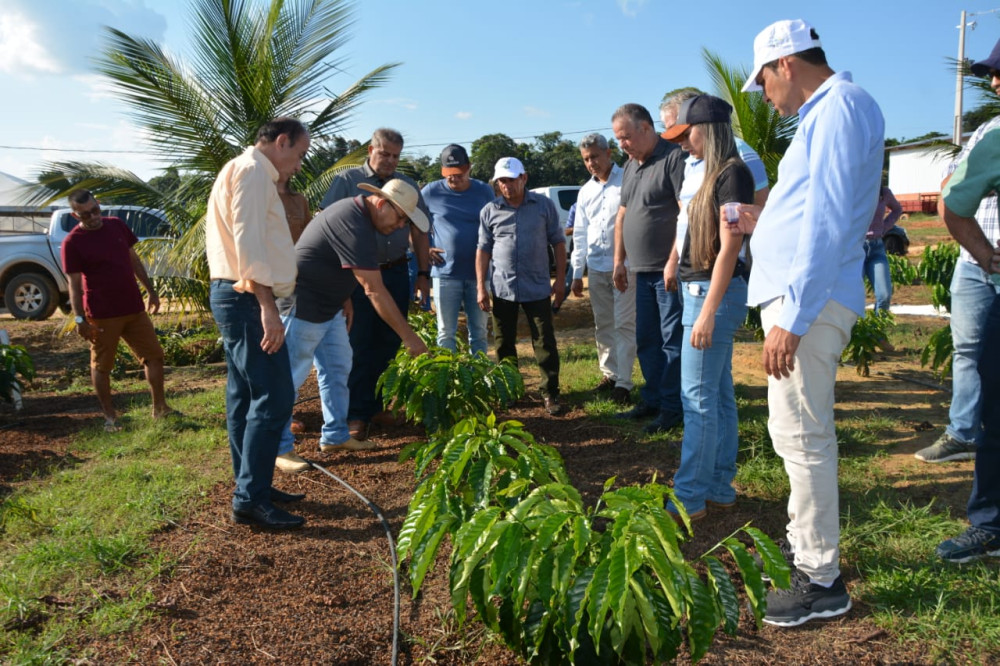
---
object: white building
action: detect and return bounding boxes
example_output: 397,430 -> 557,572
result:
885,138 -> 961,214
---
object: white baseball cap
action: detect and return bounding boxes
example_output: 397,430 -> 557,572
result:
491,156 -> 525,181
742,19 -> 822,93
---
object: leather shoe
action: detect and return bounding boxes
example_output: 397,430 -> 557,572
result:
348,419 -> 368,440
270,487 -> 305,503
594,376 -> 615,393
231,503 -> 305,529
610,386 -> 632,405
320,437 -> 376,452
617,402 -> 658,420
275,452 -> 310,474
544,395 -> 563,416
643,411 -> 683,435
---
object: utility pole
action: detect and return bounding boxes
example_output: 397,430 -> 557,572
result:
955,10 -> 967,146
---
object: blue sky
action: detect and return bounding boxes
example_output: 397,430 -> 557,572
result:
1,0 -> 998,183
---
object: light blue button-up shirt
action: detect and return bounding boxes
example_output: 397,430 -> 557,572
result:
747,71 -> 885,335
571,163 -> 623,278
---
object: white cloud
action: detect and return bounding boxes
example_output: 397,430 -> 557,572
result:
616,0 -> 647,18
523,106 -> 550,118
454,111 -> 472,120
378,97 -> 419,111
0,0 -> 167,76
73,74 -> 119,102
0,10 -> 61,75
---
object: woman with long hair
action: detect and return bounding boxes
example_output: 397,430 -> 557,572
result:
662,94 -> 754,521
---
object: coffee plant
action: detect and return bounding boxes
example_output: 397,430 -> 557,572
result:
888,254 -> 918,287
378,348 -> 524,433
0,344 -> 35,404
843,310 -> 895,377
917,242 -> 959,379
398,414 -> 790,664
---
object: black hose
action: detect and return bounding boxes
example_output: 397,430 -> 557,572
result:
306,460 -> 400,666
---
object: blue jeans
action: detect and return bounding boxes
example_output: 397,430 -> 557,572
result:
278,311 -> 352,453
969,292 -> 1000,533
947,260 -> 1000,445
210,281 -> 294,511
433,277 -> 488,356
348,262 -> 409,422
863,238 -> 892,312
671,277 -> 748,514
634,271 -> 683,415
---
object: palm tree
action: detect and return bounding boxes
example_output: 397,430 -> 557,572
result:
26,0 -> 396,307
701,47 -> 797,186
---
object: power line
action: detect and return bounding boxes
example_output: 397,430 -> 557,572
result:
0,126 -> 618,157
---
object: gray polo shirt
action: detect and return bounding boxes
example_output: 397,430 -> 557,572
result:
320,161 -> 430,264
619,137 -> 685,272
478,192 -> 564,303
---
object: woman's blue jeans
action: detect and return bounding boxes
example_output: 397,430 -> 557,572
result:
863,238 -> 892,312
671,276 -> 748,514
210,281 -> 294,511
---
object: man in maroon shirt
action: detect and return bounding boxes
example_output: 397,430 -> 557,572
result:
61,189 -> 172,431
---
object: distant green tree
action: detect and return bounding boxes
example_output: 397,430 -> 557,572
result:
470,133 -> 527,184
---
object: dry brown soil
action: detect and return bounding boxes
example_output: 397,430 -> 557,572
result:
0,285 -> 974,665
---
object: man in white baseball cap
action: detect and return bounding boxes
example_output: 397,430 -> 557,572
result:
733,19 -> 885,627
477,156 -> 567,415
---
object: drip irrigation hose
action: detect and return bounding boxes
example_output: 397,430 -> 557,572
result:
306,459 -> 400,666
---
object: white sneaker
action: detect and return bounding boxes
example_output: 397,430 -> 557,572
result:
275,452 -> 311,474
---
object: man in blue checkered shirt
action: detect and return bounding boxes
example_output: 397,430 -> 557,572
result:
914,38 -> 1000,464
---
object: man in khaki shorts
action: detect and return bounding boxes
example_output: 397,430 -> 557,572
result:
61,189 -> 172,432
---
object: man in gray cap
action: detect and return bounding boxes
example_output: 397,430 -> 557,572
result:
422,144 -> 495,355
737,18 -> 884,626
914,38 -> 1000,464
320,128 -> 432,440
477,157 -> 566,415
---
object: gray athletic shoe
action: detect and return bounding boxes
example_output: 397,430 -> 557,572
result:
764,570 -> 851,627
914,433 -> 976,463
936,526 -> 1000,564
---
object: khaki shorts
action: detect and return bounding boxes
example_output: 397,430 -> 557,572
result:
90,311 -> 164,373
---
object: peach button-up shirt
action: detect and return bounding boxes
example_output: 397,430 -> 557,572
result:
206,146 -> 296,298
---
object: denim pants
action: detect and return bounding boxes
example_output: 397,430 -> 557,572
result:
947,260 -> 1000,445
762,298 -> 857,585
433,276 -> 488,356
969,292 -> 1000,533
210,281 -> 294,511
634,271 -> 683,415
278,311 -> 352,454
863,238 -> 893,312
671,277 -> 748,514
492,295 -> 560,398
348,262 -> 409,422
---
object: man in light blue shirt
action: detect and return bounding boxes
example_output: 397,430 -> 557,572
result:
737,19 -> 884,628
570,133 -> 635,405
422,144 -> 495,355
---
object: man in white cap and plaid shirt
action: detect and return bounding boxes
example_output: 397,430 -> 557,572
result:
477,157 -> 567,415
735,19 -> 884,626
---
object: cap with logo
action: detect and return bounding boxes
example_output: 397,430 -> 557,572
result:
491,156 -> 525,181
742,19 -> 822,93
440,144 -> 470,176
661,94 -> 734,141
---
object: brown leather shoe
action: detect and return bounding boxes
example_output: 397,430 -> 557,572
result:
290,419 -> 306,435
544,396 -> 562,416
348,420 -> 368,440
610,386 -> 632,405
371,410 -> 404,427
320,437 -> 376,452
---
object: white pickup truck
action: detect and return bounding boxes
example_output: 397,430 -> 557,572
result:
0,206 -> 170,320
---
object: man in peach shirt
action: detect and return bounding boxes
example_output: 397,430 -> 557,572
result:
206,117 -> 310,530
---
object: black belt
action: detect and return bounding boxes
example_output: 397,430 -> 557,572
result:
379,256 -> 409,270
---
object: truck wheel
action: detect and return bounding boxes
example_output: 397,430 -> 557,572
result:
4,273 -> 59,320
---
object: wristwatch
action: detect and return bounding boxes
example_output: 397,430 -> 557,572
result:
74,315 -> 85,324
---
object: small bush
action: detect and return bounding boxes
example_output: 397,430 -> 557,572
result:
0,344 -> 36,403
888,254 -> 918,287
844,310 -> 895,377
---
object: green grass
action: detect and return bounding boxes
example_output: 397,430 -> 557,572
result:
567,344 -> 999,662
0,378 -> 227,663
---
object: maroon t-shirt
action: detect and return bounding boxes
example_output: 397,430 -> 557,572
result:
61,217 -> 145,319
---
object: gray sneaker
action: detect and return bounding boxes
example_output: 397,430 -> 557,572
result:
936,526 -> 1000,564
914,433 -> 976,463
764,569 -> 851,627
